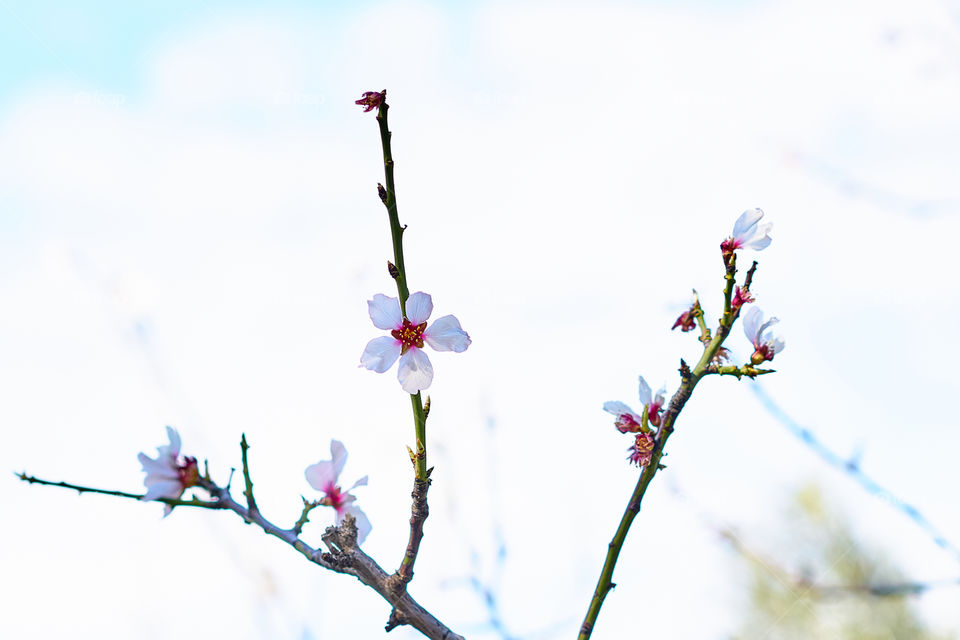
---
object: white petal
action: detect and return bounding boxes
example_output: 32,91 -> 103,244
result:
637,376 -> 653,405
347,475 -> 369,491
772,337 -> 786,355
367,294 -> 402,330
405,292 -> 433,325
329,440 -> 348,480
138,453 -> 177,478
757,316 -> 780,340
341,504 -> 372,545
743,225 -> 772,250
142,480 -> 183,502
423,315 -> 471,352
305,461 -> 336,492
397,349 -> 434,394
164,426 -> 181,457
732,208 -> 764,239
360,336 -> 402,373
602,400 -> 636,417
742,306 -> 762,343
305,440 -> 348,492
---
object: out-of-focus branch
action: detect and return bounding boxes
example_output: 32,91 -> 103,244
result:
668,481 -> 960,600
751,384 -> 960,565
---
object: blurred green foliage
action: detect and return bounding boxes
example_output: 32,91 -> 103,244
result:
735,485 -> 951,640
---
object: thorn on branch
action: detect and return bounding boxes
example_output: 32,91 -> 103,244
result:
743,260 -> 759,291
386,608 -> 409,632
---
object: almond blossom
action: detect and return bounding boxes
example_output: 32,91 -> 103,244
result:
137,426 -> 199,516
603,375 -> 667,435
721,208 -> 772,255
743,305 -> 785,364
360,292 -> 471,394
305,440 -> 371,544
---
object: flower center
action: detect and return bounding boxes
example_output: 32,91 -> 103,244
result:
177,456 -> 200,488
321,485 -> 346,510
751,343 -> 774,364
391,319 -> 427,354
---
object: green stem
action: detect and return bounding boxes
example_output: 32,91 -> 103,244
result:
240,433 -> 259,515
16,472 -> 222,510
578,259 -> 749,639
375,93 -> 428,482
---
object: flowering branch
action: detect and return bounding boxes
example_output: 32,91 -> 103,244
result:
581,210 -> 780,638
366,90 -> 440,588
18,435 -> 465,640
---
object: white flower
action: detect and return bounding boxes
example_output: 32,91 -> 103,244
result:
360,292 -> 471,394
722,208 -> 772,253
742,306 -> 785,364
603,376 -> 667,431
305,440 -> 371,544
138,426 -> 198,516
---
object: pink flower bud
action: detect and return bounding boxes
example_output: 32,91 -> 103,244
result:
355,91 -> 385,113
672,307 -> 697,332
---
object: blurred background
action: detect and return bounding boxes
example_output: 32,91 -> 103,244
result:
2,1 -> 959,638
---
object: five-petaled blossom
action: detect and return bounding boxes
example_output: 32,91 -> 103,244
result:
628,432 -> 656,467
603,375 -> 667,437
721,208 -> 772,256
305,440 -> 371,544
138,426 -> 199,516
355,91 -> 384,113
360,292 -> 471,394
743,306 -> 785,364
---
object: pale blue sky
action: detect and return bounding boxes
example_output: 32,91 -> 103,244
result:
2,1 -> 959,638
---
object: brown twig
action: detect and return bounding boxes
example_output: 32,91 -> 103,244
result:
396,477 -> 431,585
18,438 -> 465,640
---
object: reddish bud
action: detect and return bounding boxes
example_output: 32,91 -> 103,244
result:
355,91 -> 385,113
672,307 -> 697,332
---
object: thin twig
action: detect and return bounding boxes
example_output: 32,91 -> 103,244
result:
18,435 -> 465,640
579,256 -> 759,639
